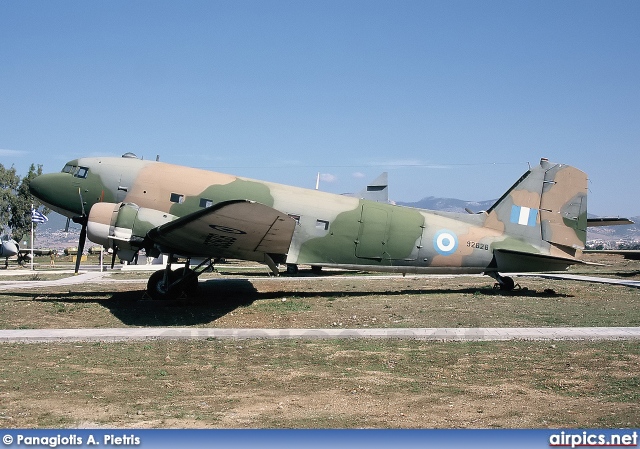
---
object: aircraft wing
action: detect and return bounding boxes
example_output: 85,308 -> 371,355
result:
147,200 -> 297,260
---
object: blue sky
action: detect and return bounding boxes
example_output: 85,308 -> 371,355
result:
1,1 -> 639,216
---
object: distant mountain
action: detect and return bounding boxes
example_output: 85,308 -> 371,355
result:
40,212 -> 81,232
586,215 -> 640,243
397,196 -> 496,213
20,212 -> 81,250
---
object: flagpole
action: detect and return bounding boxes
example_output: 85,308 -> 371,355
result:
30,204 -> 34,271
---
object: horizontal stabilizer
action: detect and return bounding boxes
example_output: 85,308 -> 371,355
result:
583,250 -> 640,260
492,248 -> 583,274
587,217 -> 634,227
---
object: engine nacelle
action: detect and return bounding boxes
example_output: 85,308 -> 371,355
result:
87,202 -> 176,260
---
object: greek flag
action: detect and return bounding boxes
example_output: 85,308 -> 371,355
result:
510,205 -> 538,227
31,209 -> 48,224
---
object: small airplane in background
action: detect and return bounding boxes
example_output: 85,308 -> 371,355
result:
30,154 -> 589,299
1,236 -> 19,267
0,236 -> 56,267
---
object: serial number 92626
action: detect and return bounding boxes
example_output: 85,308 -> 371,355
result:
467,241 -> 489,251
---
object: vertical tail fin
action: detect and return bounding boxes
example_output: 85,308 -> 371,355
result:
485,158 -> 588,250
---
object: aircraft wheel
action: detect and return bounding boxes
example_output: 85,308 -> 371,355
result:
147,269 -> 177,300
310,265 -> 323,274
286,264 -> 299,275
499,276 -> 515,291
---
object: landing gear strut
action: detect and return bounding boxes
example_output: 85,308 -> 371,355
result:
486,272 -> 516,291
146,255 -> 213,300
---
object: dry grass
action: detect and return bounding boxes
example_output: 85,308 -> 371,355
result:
1,340 -> 638,428
0,270 -> 638,330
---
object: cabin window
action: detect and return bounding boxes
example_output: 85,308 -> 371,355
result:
62,164 -> 74,174
200,198 -> 213,208
170,193 -> 185,204
316,219 -> 329,231
75,167 -> 89,178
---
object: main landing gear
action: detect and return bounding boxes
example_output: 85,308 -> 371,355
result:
486,272 -> 516,291
146,255 -> 212,300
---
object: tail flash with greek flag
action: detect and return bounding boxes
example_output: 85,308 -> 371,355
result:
510,205 -> 538,227
31,209 -> 48,224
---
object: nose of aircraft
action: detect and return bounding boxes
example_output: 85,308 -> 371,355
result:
29,173 -> 58,208
29,173 -> 82,216
0,240 -> 18,258
28,174 -> 48,200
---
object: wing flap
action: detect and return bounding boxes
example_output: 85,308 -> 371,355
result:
147,200 -> 296,259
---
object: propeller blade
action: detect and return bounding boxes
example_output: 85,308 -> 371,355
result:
78,188 -> 86,216
64,217 -> 70,233
75,221 -> 87,274
111,246 -> 117,269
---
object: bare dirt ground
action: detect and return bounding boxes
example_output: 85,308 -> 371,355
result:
0,253 -> 639,428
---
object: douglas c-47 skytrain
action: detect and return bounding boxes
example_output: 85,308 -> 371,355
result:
29,154 -> 588,299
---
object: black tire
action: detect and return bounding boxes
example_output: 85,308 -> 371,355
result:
286,264 -> 299,275
310,265 -> 323,274
147,269 -> 177,300
500,276 -> 515,291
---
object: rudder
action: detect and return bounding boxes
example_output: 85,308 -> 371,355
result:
539,160 -> 588,249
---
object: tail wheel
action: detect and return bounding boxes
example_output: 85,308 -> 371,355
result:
487,272 -> 517,291
499,276 -> 515,291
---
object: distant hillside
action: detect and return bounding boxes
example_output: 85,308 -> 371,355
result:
586,215 -> 640,243
40,212 -> 81,232
397,197 -> 496,213
22,212 -> 81,250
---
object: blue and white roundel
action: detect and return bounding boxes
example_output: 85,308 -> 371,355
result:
433,230 -> 458,256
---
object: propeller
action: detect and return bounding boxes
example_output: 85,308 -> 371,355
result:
72,216 -> 88,274
72,188 -> 88,274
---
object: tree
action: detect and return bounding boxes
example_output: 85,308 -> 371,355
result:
2,164 -> 50,242
0,164 -> 20,235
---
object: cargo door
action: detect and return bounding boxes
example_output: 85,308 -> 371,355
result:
355,204 -> 389,260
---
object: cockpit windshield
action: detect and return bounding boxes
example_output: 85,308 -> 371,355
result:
61,164 -> 89,178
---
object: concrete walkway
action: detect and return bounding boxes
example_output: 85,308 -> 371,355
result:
516,272 -> 640,289
0,271 -> 106,291
1,326 -> 639,343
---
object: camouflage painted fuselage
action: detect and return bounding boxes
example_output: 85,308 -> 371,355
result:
30,155 -> 588,275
